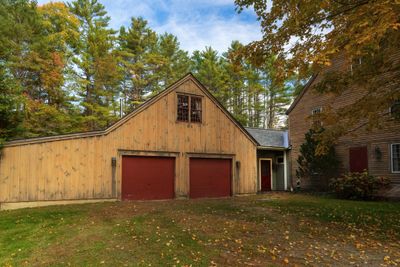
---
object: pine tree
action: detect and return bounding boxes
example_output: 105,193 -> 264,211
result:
0,0 -> 34,139
0,66 -> 24,141
223,41 -> 249,125
69,0 -> 121,130
155,33 -> 191,92
261,56 -> 294,128
191,47 -> 228,104
118,17 -> 160,111
296,128 -> 340,190
0,0 -> 81,138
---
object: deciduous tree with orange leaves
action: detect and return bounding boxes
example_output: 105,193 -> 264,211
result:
235,0 -> 400,153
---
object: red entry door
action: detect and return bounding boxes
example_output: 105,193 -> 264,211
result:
349,147 -> 368,173
261,160 -> 271,191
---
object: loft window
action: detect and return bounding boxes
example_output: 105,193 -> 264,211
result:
311,107 -> 322,127
311,107 -> 322,115
177,95 -> 189,122
391,144 -> 400,173
190,97 -> 202,123
177,94 -> 202,123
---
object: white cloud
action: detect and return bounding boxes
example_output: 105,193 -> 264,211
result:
37,0 -> 262,54
155,15 -> 261,53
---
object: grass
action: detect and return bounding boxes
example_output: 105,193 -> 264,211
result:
260,193 -> 400,239
0,193 -> 399,266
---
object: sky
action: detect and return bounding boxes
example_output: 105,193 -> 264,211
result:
37,0 -> 262,54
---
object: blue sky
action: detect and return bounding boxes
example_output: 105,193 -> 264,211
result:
37,0 -> 262,54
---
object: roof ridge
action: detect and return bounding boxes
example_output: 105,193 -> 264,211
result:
5,73 -> 259,147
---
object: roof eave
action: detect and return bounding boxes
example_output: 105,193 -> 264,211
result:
256,146 -> 288,151
286,74 -> 318,115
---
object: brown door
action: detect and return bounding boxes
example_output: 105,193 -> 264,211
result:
122,156 -> 175,200
261,160 -> 271,191
189,158 -> 231,198
349,146 -> 368,173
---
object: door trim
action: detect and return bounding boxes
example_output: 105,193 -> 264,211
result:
259,158 -> 273,191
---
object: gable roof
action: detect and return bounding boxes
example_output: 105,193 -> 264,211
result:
286,74 -> 318,115
245,127 -> 288,149
5,73 -> 258,147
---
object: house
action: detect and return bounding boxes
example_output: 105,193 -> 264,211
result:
0,74 -> 290,210
286,55 -> 400,196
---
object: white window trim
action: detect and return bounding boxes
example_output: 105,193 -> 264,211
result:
391,143 -> 400,173
311,106 -> 322,115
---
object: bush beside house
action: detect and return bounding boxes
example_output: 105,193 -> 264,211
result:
330,171 -> 390,200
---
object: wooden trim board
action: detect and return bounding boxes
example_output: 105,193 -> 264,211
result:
0,199 -> 117,211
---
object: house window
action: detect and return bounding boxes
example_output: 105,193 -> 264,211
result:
311,107 -> 322,127
276,157 -> 284,164
312,107 -> 322,115
391,144 -> 400,173
190,97 -> 202,123
350,57 -> 363,75
177,94 -> 202,123
390,100 -> 400,120
177,95 -> 189,122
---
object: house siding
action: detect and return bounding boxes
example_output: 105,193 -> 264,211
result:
288,54 -> 400,188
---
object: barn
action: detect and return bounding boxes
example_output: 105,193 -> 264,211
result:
0,74 -> 290,210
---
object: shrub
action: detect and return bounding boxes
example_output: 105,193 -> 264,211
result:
330,171 -> 390,200
296,128 -> 340,191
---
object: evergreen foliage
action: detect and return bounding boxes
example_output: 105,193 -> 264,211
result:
296,128 -> 340,190
0,0 -> 297,141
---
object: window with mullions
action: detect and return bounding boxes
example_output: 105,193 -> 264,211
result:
311,106 -> 322,127
190,97 -> 202,123
177,95 -> 189,122
177,94 -> 202,123
392,144 -> 400,173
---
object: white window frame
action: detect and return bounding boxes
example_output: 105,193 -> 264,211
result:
311,106 -> 322,115
311,107 -> 323,127
391,143 -> 400,173
276,156 -> 284,164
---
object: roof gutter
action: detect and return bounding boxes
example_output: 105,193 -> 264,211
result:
256,146 -> 289,151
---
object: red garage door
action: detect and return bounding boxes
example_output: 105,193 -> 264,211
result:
189,158 -> 231,198
122,156 -> 175,200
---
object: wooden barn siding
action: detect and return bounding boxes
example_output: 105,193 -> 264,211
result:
288,53 -> 400,187
0,79 -> 257,202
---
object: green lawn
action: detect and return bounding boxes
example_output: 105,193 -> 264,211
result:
1,193 -> 399,266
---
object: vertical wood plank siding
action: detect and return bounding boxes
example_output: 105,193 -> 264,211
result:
0,77 -> 257,202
